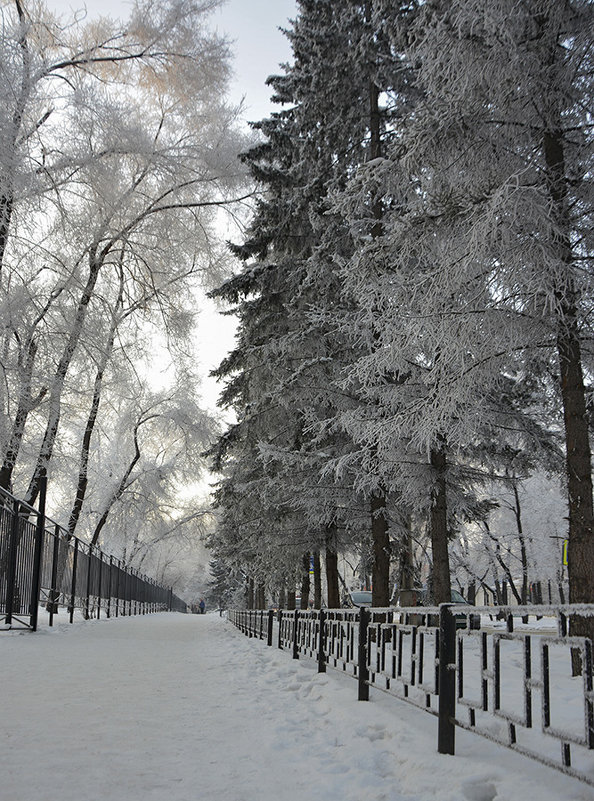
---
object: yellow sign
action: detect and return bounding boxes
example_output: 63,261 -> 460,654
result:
563,539 -> 568,566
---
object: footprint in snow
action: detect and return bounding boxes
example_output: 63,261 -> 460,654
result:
301,684 -> 323,701
373,749 -> 395,779
355,724 -> 388,742
462,779 -> 498,801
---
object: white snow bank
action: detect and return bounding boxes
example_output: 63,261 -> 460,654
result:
1,612 -> 593,801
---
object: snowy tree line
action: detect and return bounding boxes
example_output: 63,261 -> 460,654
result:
0,0 -> 249,594
208,0 -> 594,617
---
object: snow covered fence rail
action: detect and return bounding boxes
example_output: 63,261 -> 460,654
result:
0,480 -> 187,632
229,604 -> 594,787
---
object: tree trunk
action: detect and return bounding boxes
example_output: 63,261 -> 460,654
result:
543,126 -> 594,671
492,534 -> 522,606
89,409 -> 158,547
0,194 -> 14,281
67,266 -> 123,537
398,518 -> 415,592
25,252 -> 102,506
494,577 -> 504,606
67,380 -> 99,534
300,552 -> 311,609
256,583 -> 265,609
325,529 -> 340,608
286,589 -> 296,611
543,82 -> 594,609
313,550 -> 322,608
429,443 -> 451,604
0,337 -> 46,491
557,313 -> 594,609
510,480 -> 529,606
365,33 -> 391,607
371,492 -> 390,606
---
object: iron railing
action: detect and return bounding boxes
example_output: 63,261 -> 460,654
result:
0,478 -> 187,631
228,603 -> 594,787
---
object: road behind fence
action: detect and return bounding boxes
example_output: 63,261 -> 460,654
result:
229,603 -> 594,788
0,478 -> 187,631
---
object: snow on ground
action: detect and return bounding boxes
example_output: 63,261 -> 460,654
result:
2,612 -> 594,801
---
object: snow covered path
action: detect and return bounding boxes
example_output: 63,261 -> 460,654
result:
2,612 -> 594,801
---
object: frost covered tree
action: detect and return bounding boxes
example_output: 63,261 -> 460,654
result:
208,1 -> 341,600
400,0 -> 594,611
0,0 -> 248,565
208,0 -> 592,615
209,0 -> 411,606
330,0 -> 593,606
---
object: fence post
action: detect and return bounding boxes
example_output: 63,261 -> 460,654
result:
5,498 -> 21,625
278,610 -> 283,649
126,570 -> 130,616
48,524 -> 60,626
267,609 -> 274,646
106,556 -> 113,619
69,539 -> 78,623
318,609 -> 327,673
358,607 -> 370,701
97,551 -> 103,620
438,603 -> 456,755
29,471 -> 47,632
292,609 -> 300,660
114,559 -> 120,617
84,545 -> 93,620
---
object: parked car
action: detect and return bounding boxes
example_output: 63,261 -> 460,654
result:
348,590 -> 373,608
449,589 -> 481,630
393,587 -> 480,630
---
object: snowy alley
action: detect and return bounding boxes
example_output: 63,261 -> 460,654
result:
2,612 -> 594,801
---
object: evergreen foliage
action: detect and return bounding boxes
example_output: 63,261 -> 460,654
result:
209,0 -> 593,611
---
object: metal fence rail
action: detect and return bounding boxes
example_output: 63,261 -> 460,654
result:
0,479 -> 187,631
228,603 -> 594,787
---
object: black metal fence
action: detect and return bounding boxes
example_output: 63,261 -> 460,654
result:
0,479 -> 187,631
229,603 -> 594,787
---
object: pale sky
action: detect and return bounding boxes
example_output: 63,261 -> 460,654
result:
215,0 -> 296,121
43,0 -> 298,410
47,0 -> 297,123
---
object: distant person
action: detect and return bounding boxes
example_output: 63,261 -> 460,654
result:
199,598 -> 206,614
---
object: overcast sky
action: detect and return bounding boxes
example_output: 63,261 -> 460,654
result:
47,0 -> 297,122
44,0 -> 297,407
215,0 -> 296,121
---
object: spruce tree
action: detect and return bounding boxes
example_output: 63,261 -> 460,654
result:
209,0 -> 400,603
